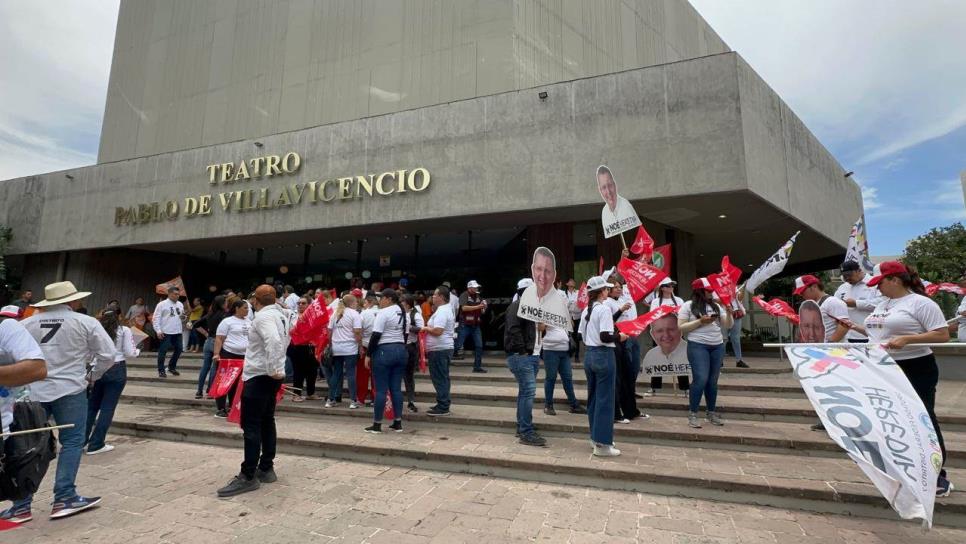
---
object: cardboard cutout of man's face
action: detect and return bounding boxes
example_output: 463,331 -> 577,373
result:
597,169 -> 618,212
649,314 -> 681,356
798,300 -> 824,343
531,249 -> 556,299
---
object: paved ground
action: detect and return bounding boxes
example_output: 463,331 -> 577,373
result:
5,436 -> 964,544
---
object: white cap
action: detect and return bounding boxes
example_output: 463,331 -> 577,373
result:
0,305 -> 20,318
516,278 -> 534,290
659,277 -> 676,287
587,276 -> 614,291
467,280 -> 481,289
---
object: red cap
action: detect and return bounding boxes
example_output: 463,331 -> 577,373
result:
867,261 -> 908,287
691,277 -> 712,291
792,275 -> 820,295
350,288 -> 364,298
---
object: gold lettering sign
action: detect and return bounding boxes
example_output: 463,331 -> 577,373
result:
114,150 -> 431,226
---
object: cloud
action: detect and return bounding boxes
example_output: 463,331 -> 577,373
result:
868,178 -> 966,221
860,183 -> 882,210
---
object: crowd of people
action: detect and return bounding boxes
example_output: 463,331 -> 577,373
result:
1,257 -> 963,519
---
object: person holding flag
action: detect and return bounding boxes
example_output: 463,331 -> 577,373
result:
646,278 -> 688,396
679,278 -> 733,428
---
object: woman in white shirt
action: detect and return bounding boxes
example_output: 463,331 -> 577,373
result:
212,299 -> 251,417
848,261 -> 952,496
578,275 -> 628,457
365,289 -> 409,434
326,295 -> 362,408
679,278 -> 733,429
402,294 -> 425,413
86,310 -> 139,455
646,278 -> 688,396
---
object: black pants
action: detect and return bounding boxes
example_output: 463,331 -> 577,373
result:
405,343 -> 418,404
288,344 -> 318,397
571,319 -> 581,362
613,342 -> 640,420
240,375 -> 282,479
216,349 -> 244,411
897,354 -> 947,477
650,375 -> 690,390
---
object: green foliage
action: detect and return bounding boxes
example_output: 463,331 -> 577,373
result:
0,226 -> 10,281
902,222 -> 966,316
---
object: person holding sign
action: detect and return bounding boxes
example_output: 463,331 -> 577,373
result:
596,166 -> 641,239
505,279 -> 547,447
845,261 -> 953,497
578,275 -> 626,456
679,278 -> 733,429
646,278 -> 688,396
516,247 -> 572,332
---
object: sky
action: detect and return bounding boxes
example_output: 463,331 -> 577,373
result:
0,1 -> 964,256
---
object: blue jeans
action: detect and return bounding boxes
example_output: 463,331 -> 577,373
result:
157,332 -> 183,372
372,344 -> 407,422
187,329 -> 201,350
728,317 -> 743,361
506,354 -> 539,435
86,362 -> 127,451
583,346 -> 616,446
196,337 -> 216,395
13,390 -> 88,507
428,349 -> 453,411
456,324 -> 483,370
328,354 -> 358,402
543,350 -> 578,408
687,341 -> 725,413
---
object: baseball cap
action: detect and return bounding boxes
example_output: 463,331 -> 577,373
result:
0,305 -> 20,318
867,261 -> 908,287
379,288 -> 397,299
467,280 -> 481,289
516,278 -> 534,290
350,288 -> 364,298
691,277 -> 712,291
587,276 -> 614,291
840,260 -> 861,273
792,275 -> 820,295
659,277 -> 676,287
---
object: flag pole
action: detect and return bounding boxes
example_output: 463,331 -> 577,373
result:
1,423 -> 74,438
619,231 -> 628,250
763,342 -> 957,349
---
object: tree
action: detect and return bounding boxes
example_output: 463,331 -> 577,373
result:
902,222 -> 966,316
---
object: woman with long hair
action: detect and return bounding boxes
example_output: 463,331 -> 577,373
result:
848,261 -> 953,496
679,278 -> 733,429
646,278 -> 688,396
194,295 -> 227,399
288,296 -> 320,402
579,275 -> 627,456
86,310 -> 137,455
365,289 -> 408,433
327,294 -> 362,408
401,294 -> 425,413
212,299 -> 251,418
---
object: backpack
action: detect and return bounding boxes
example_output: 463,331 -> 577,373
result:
0,401 -> 56,501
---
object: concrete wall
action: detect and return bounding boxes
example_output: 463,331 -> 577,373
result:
97,0 -> 728,163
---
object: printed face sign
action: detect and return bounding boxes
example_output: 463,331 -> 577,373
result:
642,314 -> 690,377
597,165 -> 641,238
798,300 -> 824,343
517,247 -> 572,332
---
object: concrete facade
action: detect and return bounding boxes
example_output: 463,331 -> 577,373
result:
97,0 -> 729,163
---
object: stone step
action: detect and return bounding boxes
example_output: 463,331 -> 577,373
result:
122,369 -> 966,430
117,384 -> 966,468
107,401 -> 966,527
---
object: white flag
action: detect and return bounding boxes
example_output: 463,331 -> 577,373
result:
744,232 -> 799,294
845,217 -> 874,274
785,345 -> 939,527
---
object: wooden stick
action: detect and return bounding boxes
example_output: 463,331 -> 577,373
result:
1,423 -> 74,438
619,231 -> 628,250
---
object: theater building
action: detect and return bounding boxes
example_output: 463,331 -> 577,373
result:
0,0 -> 861,315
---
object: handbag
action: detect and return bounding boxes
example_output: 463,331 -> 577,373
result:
0,401 -> 57,501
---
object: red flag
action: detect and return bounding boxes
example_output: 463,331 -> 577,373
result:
0,519 -> 19,531
598,256 -> 604,275
418,330 -> 428,373
290,292 -> 332,346
615,305 -> 680,336
227,379 -> 287,426
576,282 -> 589,311
722,255 -> 742,284
630,226 -> 654,258
708,256 -> 742,306
617,257 -> 667,302
155,276 -> 187,300
651,244 -> 672,275
752,296 -> 800,325
926,282 -> 965,297
209,359 -> 244,397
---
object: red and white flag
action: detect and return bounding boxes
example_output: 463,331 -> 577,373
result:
617,257 -> 667,302
651,243 -> 672,275
615,305 -> 680,336
576,282 -> 589,311
155,276 -> 187,300
708,256 -> 742,306
630,225 -> 654,258
752,296 -> 800,324
925,282 -> 965,297
290,292 -> 332,346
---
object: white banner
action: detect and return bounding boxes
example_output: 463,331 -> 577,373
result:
784,345 -> 939,527
745,231 -> 799,294
845,217 -> 875,274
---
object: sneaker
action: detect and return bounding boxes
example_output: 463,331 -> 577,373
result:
593,444 -> 622,457
707,411 -> 723,426
0,505 -> 32,524
364,400 -> 373,407
615,418 -> 630,424
519,432 -> 547,447
324,400 -> 338,408
407,402 -> 418,413
349,401 -> 360,409
643,388 -> 656,397
255,468 -> 277,484
195,392 -> 203,399
50,495 -> 101,519
217,475 -> 260,498
168,369 -> 181,376
85,444 -> 115,455
306,394 -> 320,401
472,368 -> 487,373
427,407 -> 451,416
688,412 -> 702,428
937,476 -> 954,497
569,405 -> 587,414
158,371 -> 167,378
364,423 -> 383,434
810,422 -> 826,431
736,360 -> 750,368
632,413 -> 650,421
214,409 -> 228,418
389,420 -> 403,432
544,406 -> 557,416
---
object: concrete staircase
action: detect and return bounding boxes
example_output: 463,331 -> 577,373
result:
112,353 -> 966,527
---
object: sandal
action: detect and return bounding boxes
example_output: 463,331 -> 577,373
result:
292,396 -> 305,403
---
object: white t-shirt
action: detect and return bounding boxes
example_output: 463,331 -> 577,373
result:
834,276 -> 885,341
0,319 -> 45,433
152,298 -> 185,335
601,196 -> 641,238
373,305 -> 407,344
679,301 -> 725,345
448,293 -> 460,323
360,306 -> 378,346
818,296 -> 850,342
615,292 -> 637,323
330,307 -> 362,356
542,325 -> 570,352
580,302 -> 616,347
650,295 -> 684,311
425,305 -> 456,352
403,309 -> 425,344
284,293 -> 300,313
956,297 -> 966,342
865,293 -> 948,360
565,289 -> 581,320
216,316 -> 251,355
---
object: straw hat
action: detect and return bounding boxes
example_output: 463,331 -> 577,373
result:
32,281 -> 91,307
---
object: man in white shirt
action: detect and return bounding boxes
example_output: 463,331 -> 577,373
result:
152,286 -> 186,377
7,282 -> 115,522
833,260 -> 884,343
218,285 -> 293,498
283,285 -> 299,313
424,286 -> 456,416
